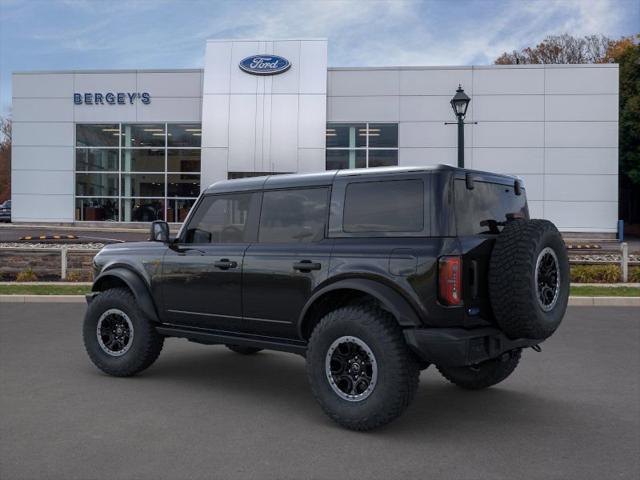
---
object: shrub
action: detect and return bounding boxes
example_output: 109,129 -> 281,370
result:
16,268 -> 38,282
629,266 -> 640,283
570,264 -> 621,283
65,271 -> 83,282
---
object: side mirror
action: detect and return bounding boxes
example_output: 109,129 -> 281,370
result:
150,220 -> 170,243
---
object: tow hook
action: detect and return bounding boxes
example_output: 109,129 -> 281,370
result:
530,344 -> 542,352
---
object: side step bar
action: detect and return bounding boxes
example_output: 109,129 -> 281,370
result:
156,324 -> 308,355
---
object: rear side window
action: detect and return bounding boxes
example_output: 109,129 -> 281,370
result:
343,180 -> 424,233
184,193 -> 257,243
259,188 -> 329,243
455,180 -> 528,235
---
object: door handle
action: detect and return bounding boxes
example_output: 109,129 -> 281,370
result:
293,260 -> 321,272
213,259 -> 238,270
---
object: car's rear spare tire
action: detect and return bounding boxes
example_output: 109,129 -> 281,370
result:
489,219 -> 569,340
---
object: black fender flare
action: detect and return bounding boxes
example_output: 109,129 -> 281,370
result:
92,267 -> 160,323
297,278 -> 422,338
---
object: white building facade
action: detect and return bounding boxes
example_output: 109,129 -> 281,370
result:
11,38 -> 619,232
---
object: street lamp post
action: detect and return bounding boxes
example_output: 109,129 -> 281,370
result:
446,85 -> 474,169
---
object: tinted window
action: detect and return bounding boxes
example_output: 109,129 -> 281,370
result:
259,188 -> 329,243
343,180 -> 424,233
185,193 -> 256,244
455,180 -> 528,235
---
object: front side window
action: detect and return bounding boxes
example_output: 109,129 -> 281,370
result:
326,123 -> 398,170
259,188 -> 329,243
184,193 -> 256,244
343,180 -> 424,233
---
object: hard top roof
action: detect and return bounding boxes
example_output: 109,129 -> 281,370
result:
203,165 -> 519,194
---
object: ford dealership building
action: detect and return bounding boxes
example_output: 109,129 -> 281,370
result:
11,38 -> 619,232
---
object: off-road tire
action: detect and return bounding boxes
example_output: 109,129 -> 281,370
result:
437,349 -> 522,390
83,288 -> 164,377
225,344 -> 262,355
489,219 -> 569,340
306,304 -> 420,431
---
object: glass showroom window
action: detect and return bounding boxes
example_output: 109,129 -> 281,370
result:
75,123 -> 201,222
325,123 -> 398,170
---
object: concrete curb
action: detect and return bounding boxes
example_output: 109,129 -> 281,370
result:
1,295 -> 639,306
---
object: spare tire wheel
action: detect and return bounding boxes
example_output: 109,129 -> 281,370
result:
489,219 -> 569,340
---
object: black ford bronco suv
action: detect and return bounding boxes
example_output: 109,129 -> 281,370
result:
83,166 -> 569,431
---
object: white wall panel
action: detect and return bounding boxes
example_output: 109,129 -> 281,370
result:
271,41 -> 301,94
328,70 -> 399,96
545,66 -> 618,94
298,95 -> 326,149
270,95 -> 299,172
203,42 -> 232,94
13,73 -> 74,98
400,122 -> 472,148
544,201 -> 617,231
399,147 -> 471,167
544,175 -> 617,202
473,95 -> 544,121
474,122 -> 544,148
328,96 -> 399,122
545,122 -> 618,148
473,67 -> 544,95
545,148 -> 617,175
228,41 -> 261,94
200,148 -> 228,188
227,94 -> 257,171
13,98 -> 73,122
297,148 -> 325,173
299,41 -> 328,94
399,68 -> 472,96
73,103 -> 136,123
138,97 -> 201,122
12,122 -> 73,147
74,73 -> 136,92
12,170 -> 73,195
12,146 -> 73,171
516,174 -> 543,200
11,194 -> 74,222
201,95 -> 229,148
473,148 -> 544,174
545,94 -> 618,121
527,200 -> 544,219
399,95 -> 470,122
138,72 -> 202,97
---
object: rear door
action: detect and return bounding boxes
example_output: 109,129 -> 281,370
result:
160,192 -> 260,330
242,187 -> 333,338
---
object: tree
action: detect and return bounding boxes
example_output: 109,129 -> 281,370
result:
495,34 -> 611,64
0,116 -> 10,204
495,34 -> 640,228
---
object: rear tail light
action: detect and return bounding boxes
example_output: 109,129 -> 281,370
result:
438,256 -> 462,306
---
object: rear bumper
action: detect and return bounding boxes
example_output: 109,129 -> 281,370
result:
403,327 -> 540,367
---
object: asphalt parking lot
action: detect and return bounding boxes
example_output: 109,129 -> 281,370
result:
1,304 -> 638,480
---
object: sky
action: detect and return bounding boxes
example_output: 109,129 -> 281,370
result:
0,0 -> 638,116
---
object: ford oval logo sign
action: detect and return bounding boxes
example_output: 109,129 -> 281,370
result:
239,55 -> 291,75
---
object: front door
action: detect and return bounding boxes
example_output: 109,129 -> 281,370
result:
160,192 -> 260,330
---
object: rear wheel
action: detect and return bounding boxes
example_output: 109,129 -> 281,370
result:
437,349 -> 521,390
306,304 -> 419,431
225,344 -> 262,355
83,288 -> 164,377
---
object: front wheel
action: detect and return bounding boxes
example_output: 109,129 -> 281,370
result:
306,304 -> 419,431
83,288 -> 164,377
436,349 -> 522,390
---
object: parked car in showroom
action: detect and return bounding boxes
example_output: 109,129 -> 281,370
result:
0,200 -> 11,222
82,165 -> 569,431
